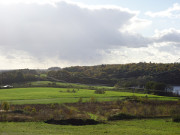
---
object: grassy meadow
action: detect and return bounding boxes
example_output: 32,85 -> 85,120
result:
0,82 -> 179,135
0,87 -> 179,104
0,119 -> 179,135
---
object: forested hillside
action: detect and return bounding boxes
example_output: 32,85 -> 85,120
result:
1,63 -> 180,87
48,62 -> 180,87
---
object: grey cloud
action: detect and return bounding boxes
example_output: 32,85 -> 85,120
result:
156,29 -> 180,43
1,1 -> 179,65
0,1 -> 153,63
6,55 -> 15,59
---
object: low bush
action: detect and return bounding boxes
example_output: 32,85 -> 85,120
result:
45,118 -> 100,125
1,102 -> 10,112
66,89 -> 76,93
172,115 -> 180,122
23,106 -> 36,114
125,96 -> 148,103
89,97 -> 97,103
12,110 -> 24,114
78,97 -> 83,103
108,113 -> 136,121
94,89 -> 105,94
31,107 -> 37,114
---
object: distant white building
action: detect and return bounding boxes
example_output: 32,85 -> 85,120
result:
2,85 -> 13,88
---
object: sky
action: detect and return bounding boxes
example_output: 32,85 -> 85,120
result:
0,0 -> 180,69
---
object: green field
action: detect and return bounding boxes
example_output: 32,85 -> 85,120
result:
0,85 -> 179,135
0,87 -> 178,104
0,119 -> 179,135
30,81 -> 114,90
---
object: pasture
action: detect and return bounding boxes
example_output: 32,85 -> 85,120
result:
0,85 -> 179,135
0,87 -> 178,104
0,119 -> 179,135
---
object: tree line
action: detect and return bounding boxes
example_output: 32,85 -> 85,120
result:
1,62 -> 180,96
48,62 -> 180,86
0,69 -> 37,85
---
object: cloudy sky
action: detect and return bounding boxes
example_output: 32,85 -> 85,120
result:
0,0 -> 180,69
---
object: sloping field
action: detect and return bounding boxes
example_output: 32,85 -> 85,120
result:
0,87 -> 178,104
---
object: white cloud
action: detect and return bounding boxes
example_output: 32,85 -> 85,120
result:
0,0 -> 63,5
0,1 -> 179,69
104,42 -> 180,64
145,3 -> 180,18
120,16 -> 152,34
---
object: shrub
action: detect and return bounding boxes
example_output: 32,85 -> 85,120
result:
108,113 -> 136,121
1,102 -> 10,112
50,103 -> 56,109
23,106 -> 32,114
12,110 -> 24,114
66,89 -> 70,93
31,107 -> 37,114
0,114 -> 7,121
89,97 -> 97,103
52,82 -> 56,86
172,115 -> 180,122
78,97 -> 83,103
72,89 -> 76,93
94,89 -> 105,94
66,89 -> 76,93
125,96 -> 148,103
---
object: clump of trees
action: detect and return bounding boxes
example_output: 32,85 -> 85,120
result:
0,69 -> 37,85
145,81 -> 172,95
145,81 -> 166,91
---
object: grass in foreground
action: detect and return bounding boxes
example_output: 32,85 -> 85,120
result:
0,119 -> 179,135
